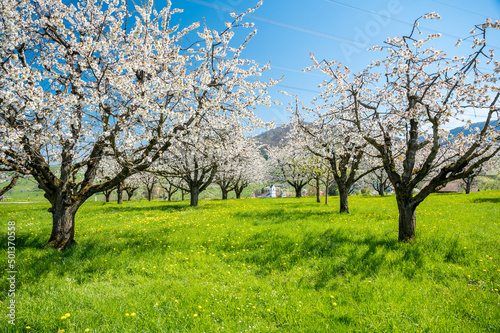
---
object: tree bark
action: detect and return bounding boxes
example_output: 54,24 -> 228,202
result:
316,177 -> 321,203
235,189 -> 242,199
294,186 -> 302,198
104,191 -> 111,202
117,181 -> 124,204
324,184 -> 329,205
190,186 -> 200,207
221,187 -> 228,200
339,186 -> 349,213
147,189 -> 153,201
0,175 -> 19,196
46,191 -> 85,250
397,202 -> 416,242
181,190 -> 185,201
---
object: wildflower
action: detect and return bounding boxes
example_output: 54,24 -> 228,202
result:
85,329 -> 90,332
26,327 -> 31,329
65,313 -> 70,318
125,313 -> 130,316
267,309 -> 271,312
61,316 -> 66,320
198,305 -> 202,309
193,313 -> 198,317
333,302 -> 337,306
131,313 -> 136,316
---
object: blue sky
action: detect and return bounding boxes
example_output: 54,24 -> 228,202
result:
167,0 -> 500,131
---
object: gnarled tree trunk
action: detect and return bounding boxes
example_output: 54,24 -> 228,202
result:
45,191 -> 86,250
339,186 -> 349,213
397,201 -> 416,242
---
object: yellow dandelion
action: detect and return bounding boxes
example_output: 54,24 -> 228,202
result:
61,316 -> 66,320
60,330 -> 65,333
65,313 -> 70,318
267,309 -> 271,312
125,313 -> 130,316
131,313 -> 136,316
85,329 -> 90,332
193,313 -> 198,317
155,303 -> 159,306
333,302 -> 337,306
26,327 -> 31,329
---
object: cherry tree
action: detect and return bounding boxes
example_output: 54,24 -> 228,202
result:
214,138 -> 267,199
158,175 -> 184,201
0,0 -> 275,249
290,95 -> 381,213
138,172 -> 159,202
123,173 -> 141,201
365,168 -> 390,196
267,145 -> 311,197
157,137 -> 219,207
331,14 -> 500,241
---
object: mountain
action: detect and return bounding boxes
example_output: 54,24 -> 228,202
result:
254,124 -> 291,148
449,120 -> 498,137
254,120 -> 499,149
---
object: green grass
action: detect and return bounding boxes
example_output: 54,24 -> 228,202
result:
0,192 -> 499,332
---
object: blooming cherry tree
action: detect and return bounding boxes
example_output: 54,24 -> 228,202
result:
0,0 -> 274,249
342,15 -> 500,241
290,92 -> 381,212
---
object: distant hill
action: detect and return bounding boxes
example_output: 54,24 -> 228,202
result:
449,120 -> 498,137
254,120 -> 499,151
254,124 -> 291,148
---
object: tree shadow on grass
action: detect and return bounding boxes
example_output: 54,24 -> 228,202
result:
472,197 -> 500,204
219,227 -> 426,289
99,202 -> 196,214
233,206 -> 334,225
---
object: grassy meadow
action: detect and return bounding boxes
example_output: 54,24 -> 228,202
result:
0,192 -> 499,332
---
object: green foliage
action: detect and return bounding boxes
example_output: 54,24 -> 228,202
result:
0,192 -> 499,332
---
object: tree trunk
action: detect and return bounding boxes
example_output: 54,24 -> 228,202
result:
235,189 -> 242,199
397,202 -> 416,242
221,187 -> 228,200
181,190 -> 185,201
465,179 -> 472,194
117,181 -> 124,204
167,192 -> 172,201
104,191 -> 111,202
294,185 -> 302,198
339,187 -> 349,213
325,184 -> 329,205
190,186 -> 200,207
377,184 -> 385,196
147,189 -> 153,201
316,177 -> 321,203
46,194 -> 82,250
126,189 -> 135,201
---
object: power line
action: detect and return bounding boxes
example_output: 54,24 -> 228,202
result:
432,0 -> 492,18
324,0 -> 500,49
183,0 -> 370,46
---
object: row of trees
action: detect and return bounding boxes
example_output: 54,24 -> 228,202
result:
1,0 -> 498,249
275,14 -> 500,241
0,0 -> 275,249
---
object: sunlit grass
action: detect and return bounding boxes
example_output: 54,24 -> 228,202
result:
0,192 -> 499,332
